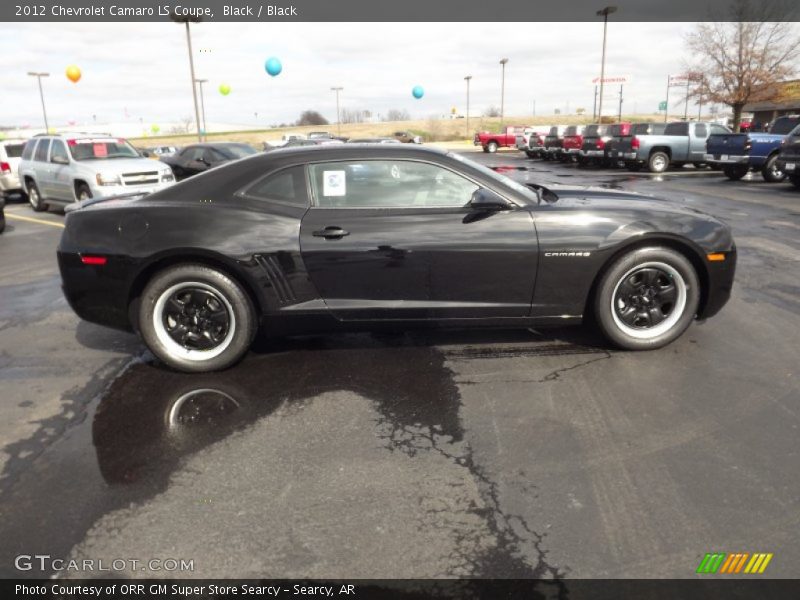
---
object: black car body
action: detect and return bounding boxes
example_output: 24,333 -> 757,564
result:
775,123 -> 800,188
578,124 -> 612,167
542,126 -> 566,161
58,145 -> 736,372
160,142 -> 258,179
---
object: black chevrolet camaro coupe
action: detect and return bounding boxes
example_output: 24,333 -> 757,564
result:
58,145 -> 736,372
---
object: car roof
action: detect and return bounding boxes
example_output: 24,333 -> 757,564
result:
263,144 -> 447,159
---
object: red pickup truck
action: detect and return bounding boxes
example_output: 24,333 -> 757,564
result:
561,125 -> 585,162
474,126 -> 527,153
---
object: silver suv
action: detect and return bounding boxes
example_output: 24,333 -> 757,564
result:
18,133 -> 175,211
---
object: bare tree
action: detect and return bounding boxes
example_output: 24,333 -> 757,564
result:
296,110 -> 329,126
340,108 -> 367,124
383,109 -> 410,122
684,0 -> 800,131
483,105 -> 501,117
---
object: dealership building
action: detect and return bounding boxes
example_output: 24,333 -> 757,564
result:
743,79 -> 800,125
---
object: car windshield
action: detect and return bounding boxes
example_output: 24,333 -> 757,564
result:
448,152 -> 540,203
216,144 -> 257,159
769,118 -> 799,135
69,138 -> 140,160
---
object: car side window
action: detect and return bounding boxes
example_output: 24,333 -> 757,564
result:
710,124 -> 729,135
204,149 -> 222,163
308,160 -> 479,209
22,139 -> 38,160
695,124 -> 708,138
50,140 -> 68,163
34,139 -> 51,162
244,165 -> 308,207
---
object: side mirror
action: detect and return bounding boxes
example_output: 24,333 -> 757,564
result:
469,188 -> 511,211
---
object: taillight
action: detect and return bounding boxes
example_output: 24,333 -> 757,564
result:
0,162 -> 10,173
596,139 -> 606,149
80,256 -> 107,266
743,137 -> 752,152
631,136 -> 640,149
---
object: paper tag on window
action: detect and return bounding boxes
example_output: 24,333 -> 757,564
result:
93,143 -> 108,157
323,170 -> 346,196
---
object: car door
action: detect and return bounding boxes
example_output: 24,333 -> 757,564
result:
48,139 -> 73,200
691,123 -> 709,161
299,158 -> 538,321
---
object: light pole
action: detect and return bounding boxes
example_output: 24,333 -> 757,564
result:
171,11 -> 203,142
195,78 -> 208,140
464,75 -> 472,138
331,87 -> 343,136
27,72 -> 50,132
596,6 -> 617,124
499,58 -> 509,131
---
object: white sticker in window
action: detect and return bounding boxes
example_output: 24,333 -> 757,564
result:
323,170 -> 346,196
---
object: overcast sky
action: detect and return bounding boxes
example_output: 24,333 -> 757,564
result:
3,21 -> 730,128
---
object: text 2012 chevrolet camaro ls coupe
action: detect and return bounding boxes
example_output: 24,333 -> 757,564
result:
58,145 -> 736,372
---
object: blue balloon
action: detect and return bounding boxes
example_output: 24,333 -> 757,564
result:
265,57 -> 283,77
412,85 -> 424,99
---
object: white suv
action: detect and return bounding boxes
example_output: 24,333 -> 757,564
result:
0,139 -> 27,199
18,134 -> 175,211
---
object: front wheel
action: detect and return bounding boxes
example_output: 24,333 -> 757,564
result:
594,247 -> 700,350
76,183 -> 92,202
486,141 -> 498,153
27,181 -> 47,212
761,154 -> 786,183
138,264 -> 257,372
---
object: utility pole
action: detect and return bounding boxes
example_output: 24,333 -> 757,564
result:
596,6 -> 617,124
171,11 -> 204,142
464,75 -> 472,139
499,58 -> 508,131
592,85 -> 598,121
331,87 -> 343,136
27,72 -> 50,132
664,75 -> 671,123
618,84 -> 623,123
195,78 -> 208,140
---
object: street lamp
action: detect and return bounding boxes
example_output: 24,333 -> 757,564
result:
171,11 -> 203,142
27,72 -> 50,132
331,87 -> 343,136
195,78 -> 208,141
499,58 -> 509,131
596,6 -> 617,124
464,75 -> 472,139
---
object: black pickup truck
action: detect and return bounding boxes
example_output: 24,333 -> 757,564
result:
542,126 -> 566,161
776,123 -> 800,188
577,124 -> 612,167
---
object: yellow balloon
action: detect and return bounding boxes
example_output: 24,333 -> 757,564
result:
66,65 -> 81,83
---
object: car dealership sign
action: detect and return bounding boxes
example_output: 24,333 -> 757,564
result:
590,75 -> 632,85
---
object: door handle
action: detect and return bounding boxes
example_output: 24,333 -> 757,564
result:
313,226 -> 350,239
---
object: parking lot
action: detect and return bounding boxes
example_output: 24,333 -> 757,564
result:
0,151 -> 798,580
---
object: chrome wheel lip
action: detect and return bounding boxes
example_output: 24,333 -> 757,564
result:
611,261 -> 687,340
166,387 -> 241,430
153,281 -> 236,362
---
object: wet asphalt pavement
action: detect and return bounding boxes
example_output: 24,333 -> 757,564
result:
0,153 -> 798,580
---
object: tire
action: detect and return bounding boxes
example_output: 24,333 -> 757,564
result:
647,151 -> 670,173
26,181 -> 47,212
761,154 -> 786,183
577,156 -> 589,168
525,151 -> 537,159
76,183 -> 92,202
594,246 -> 700,350
790,174 -> 800,189
138,264 -> 257,372
723,165 -> 748,181
486,141 -> 498,153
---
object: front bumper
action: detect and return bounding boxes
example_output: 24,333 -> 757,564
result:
90,180 -> 174,199
775,154 -> 799,173
700,246 -> 737,320
703,154 -> 748,164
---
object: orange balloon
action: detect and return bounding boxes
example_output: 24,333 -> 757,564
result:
66,65 -> 81,83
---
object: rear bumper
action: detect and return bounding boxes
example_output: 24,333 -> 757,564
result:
700,246 -> 737,320
581,149 -> 605,157
703,154 -> 749,165
57,251 -> 134,332
0,172 -> 22,192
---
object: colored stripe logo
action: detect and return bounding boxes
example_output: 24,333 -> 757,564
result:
696,552 -> 773,574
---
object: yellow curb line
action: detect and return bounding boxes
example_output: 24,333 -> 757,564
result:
5,213 -> 65,229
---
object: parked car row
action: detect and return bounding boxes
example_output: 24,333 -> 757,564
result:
520,116 -> 800,187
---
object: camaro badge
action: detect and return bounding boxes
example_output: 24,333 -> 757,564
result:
544,251 -> 592,257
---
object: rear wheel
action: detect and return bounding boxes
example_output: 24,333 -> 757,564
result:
594,247 -> 700,350
27,181 -> 46,212
647,151 -> 670,173
723,165 -> 748,181
138,264 -> 257,372
761,154 -> 786,183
